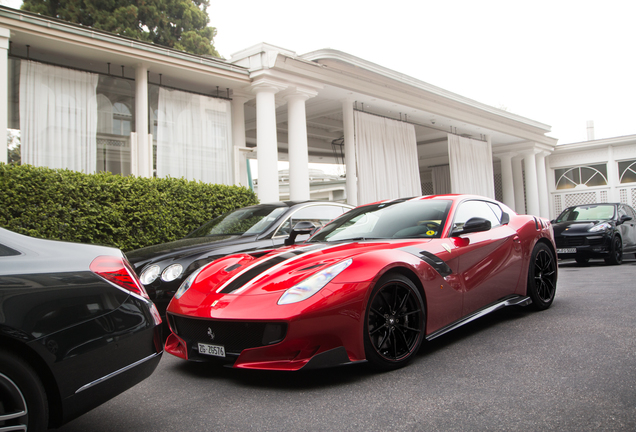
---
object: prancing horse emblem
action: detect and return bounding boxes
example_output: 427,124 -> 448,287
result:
207,327 -> 215,340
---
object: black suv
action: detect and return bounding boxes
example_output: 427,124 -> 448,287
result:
552,203 -> 636,265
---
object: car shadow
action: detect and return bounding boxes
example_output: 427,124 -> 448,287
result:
170,304 -> 541,390
558,256 -> 636,268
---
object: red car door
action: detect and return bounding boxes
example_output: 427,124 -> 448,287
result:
447,200 -> 525,316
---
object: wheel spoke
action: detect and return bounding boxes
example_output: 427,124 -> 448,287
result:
370,323 -> 388,336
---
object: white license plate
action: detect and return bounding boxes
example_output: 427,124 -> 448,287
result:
198,343 -> 226,358
557,248 -> 576,254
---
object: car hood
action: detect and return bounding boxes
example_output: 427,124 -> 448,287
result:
126,234 -> 260,267
169,239 -> 436,318
552,221 -> 606,235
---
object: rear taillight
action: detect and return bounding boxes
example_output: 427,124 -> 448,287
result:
90,255 -> 150,300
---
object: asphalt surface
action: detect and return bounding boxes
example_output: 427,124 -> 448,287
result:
55,257 -> 636,432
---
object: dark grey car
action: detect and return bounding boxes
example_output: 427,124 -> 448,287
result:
126,201 -> 352,318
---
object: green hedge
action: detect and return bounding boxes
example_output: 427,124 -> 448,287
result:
0,163 -> 259,251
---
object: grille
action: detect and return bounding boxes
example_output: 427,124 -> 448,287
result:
556,236 -> 605,248
171,315 -> 286,354
557,237 -> 585,247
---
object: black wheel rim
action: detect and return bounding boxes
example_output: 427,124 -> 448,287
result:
0,372 -> 28,430
533,249 -> 556,302
367,281 -> 423,362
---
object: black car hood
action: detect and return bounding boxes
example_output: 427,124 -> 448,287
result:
552,221 -> 603,236
126,234 -> 260,266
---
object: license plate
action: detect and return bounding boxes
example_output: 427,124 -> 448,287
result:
557,248 -> 576,254
198,343 -> 226,358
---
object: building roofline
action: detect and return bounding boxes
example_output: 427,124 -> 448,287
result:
0,5 -> 249,77
300,48 -> 553,134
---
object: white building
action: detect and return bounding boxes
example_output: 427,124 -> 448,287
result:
1,6 -> 634,218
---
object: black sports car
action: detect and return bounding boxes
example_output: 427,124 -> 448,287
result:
552,202 -> 636,265
126,201 -> 352,318
0,228 -> 162,431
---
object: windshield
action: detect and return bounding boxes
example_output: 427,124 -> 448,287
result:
186,206 -> 288,238
556,204 -> 615,222
309,199 -> 452,242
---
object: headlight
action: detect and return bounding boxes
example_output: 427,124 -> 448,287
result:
278,258 -> 352,305
589,222 -> 611,232
175,266 -> 205,299
140,264 -> 160,285
162,264 -> 183,282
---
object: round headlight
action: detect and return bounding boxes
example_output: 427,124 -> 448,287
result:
162,264 -> 183,282
140,264 -> 161,285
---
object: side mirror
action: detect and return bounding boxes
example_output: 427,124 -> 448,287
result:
451,217 -> 491,237
285,221 -> 317,246
618,214 -> 633,225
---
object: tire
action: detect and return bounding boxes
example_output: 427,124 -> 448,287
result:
0,350 -> 48,432
527,243 -> 557,311
604,236 -> 623,265
364,273 -> 425,370
575,257 -> 589,265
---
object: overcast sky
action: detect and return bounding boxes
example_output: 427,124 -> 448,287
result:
4,0 -> 635,145
211,0 -> 635,145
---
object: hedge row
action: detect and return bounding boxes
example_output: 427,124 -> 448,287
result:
0,163 -> 259,251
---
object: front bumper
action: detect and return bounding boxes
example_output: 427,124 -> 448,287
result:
555,233 -> 612,258
164,310 -> 364,371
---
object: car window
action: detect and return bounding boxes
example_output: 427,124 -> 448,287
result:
452,200 -> 502,232
626,206 -> 636,220
187,205 -> 287,238
275,205 -> 349,237
556,204 -> 615,222
310,199 -> 452,241
618,206 -> 629,220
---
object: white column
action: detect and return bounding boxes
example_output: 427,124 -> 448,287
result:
498,153 -> 516,210
0,28 -> 9,164
231,92 -> 249,186
342,98 -> 357,206
135,64 -> 151,177
523,151 -> 541,216
535,151 -> 550,218
253,82 -> 284,203
607,145 -> 618,202
285,90 -> 316,201
512,157 -> 526,214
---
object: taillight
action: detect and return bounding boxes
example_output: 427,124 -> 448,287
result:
90,255 -> 150,300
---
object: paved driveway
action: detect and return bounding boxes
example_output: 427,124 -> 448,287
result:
56,257 -> 636,431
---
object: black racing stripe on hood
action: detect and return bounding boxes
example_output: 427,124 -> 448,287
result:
401,246 -> 453,277
219,245 -> 325,294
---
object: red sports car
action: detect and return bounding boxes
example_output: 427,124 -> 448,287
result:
165,195 -> 557,371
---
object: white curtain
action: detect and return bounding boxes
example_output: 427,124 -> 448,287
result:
432,165 -> 451,195
20,60 -> 98,173
448,134 -> 495,198
354,111 -> 421,205
157,88 -> 232,184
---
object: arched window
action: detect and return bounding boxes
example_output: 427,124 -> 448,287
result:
618,160 -> 636,184
555,164 -> 608,190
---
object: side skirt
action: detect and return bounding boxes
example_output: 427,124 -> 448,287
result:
425,295 -> 531,342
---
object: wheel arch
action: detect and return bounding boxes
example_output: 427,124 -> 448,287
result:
0,335 -> 63,428
378,266 -> 428,315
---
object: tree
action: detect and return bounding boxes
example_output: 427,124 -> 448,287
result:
20,0 -> 220,57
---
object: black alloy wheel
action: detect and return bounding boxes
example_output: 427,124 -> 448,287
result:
0,350 -> 48,432
527,243 -> 557,311
364,273 -> 425,370
605,236 -> 623,265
